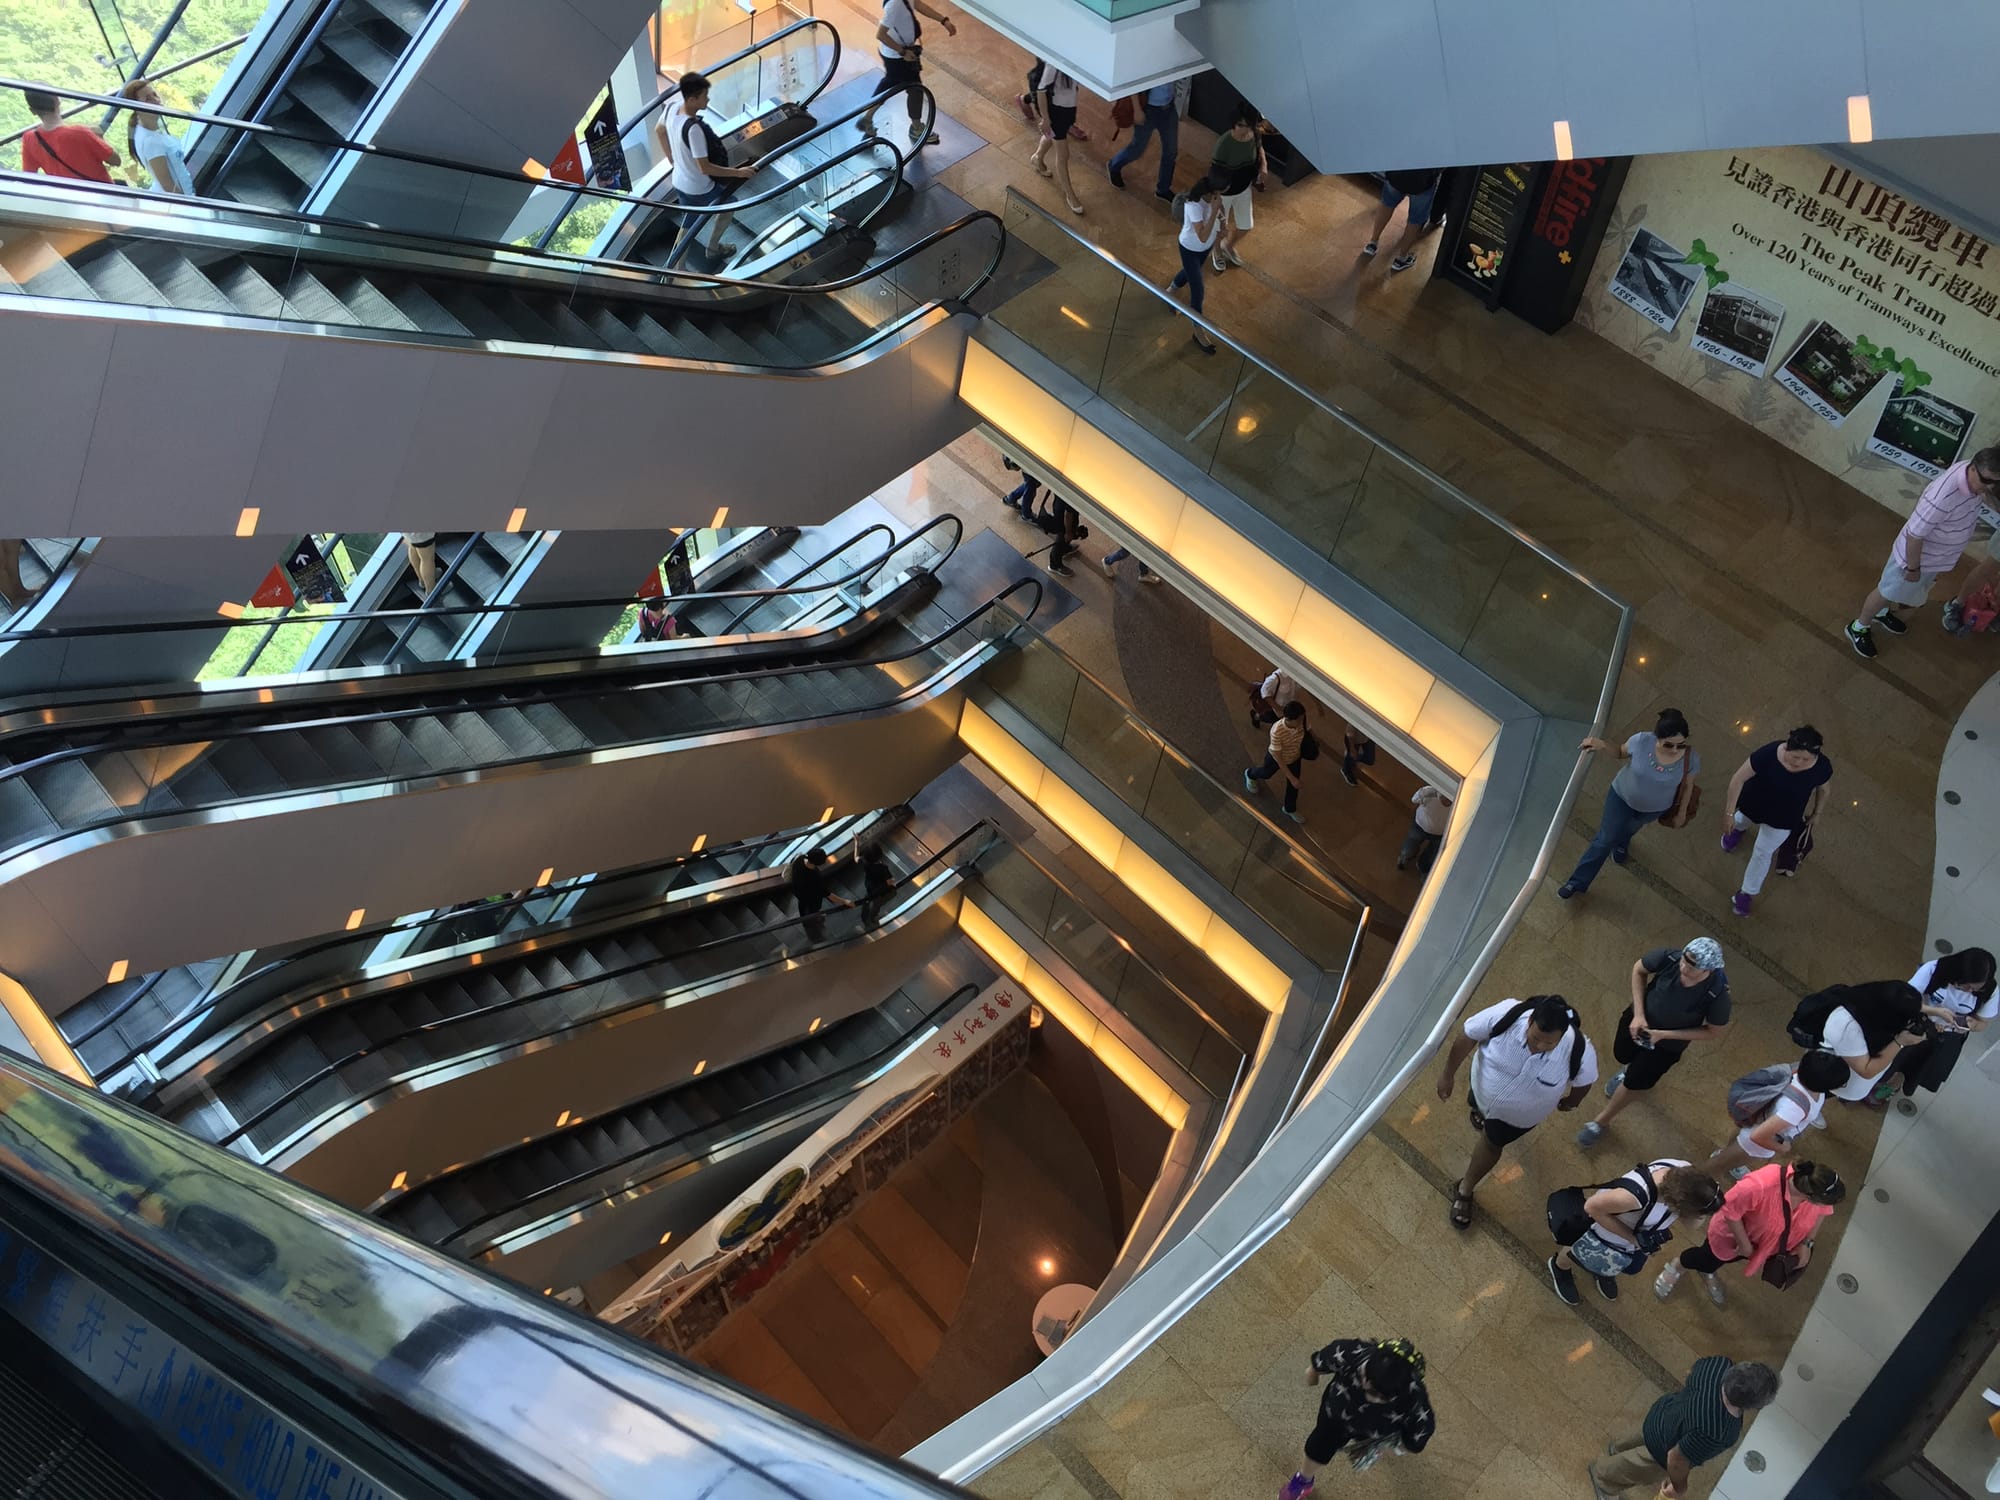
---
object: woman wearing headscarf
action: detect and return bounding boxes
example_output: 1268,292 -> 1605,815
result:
1575,936 -> 1730,1149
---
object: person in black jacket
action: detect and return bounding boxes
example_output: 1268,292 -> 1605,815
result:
1279,1337 -> 1435,1499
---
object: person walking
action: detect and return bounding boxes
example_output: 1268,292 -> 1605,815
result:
1340,726 -> 1375,787
19,88 -> 118,182
787,848 -> 852,943
1207,105 -> 1266,275
1045,496 -> 1082,577
857,0 -> 955,147
1848,447 -> 2000,658
1166,176 -> 1222,353
1548,1160 -> 1724,1304
1244,700 -> 1308,824
1795,979 -> 1927,1112
856,840 -> 896,928
1434,995 -> 1596,1229
637,597 -> 677,642
1397,785 -> 1451,872
1099,546 -> 1158,584
1250,664 -> 1297,728
1706,1050 -> 1850,1179
1364,168 -> 1444,273
1576,937 -> 1731,1148
122,79 -> 193,195
1278,1337 -> 1435,1500
1719,725 -> 1832,918
999,459 -> 1046,523
1590,1357 -> 1780,1499
1655,1160 -> 1844,1310
1027,61 -> 1085,215
1106,81 -> 1178,201
1883,947 -> 1999,1097
405,532 -> 438,592
1557,709 -> 1699,900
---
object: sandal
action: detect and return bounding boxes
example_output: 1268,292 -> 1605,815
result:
1449,1190 -> 1473,1230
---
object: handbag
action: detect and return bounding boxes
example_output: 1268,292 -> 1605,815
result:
1545,1185 -> 1591,1246
1760,1172 -> 1807,1290
1660,761 -> 1700,829
1300,728 -> 1321,762
1775,820 -> 1815,876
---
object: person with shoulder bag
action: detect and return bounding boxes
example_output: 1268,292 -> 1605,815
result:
1654,1161 -> 1844,1306
1719,724 -> 1832,918
1546,1160 -> 1723,1305
1576,936 -> 1731,1148
1558,709 -> 1699,900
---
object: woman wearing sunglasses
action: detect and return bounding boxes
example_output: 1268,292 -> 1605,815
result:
1558,709 -> 1699,900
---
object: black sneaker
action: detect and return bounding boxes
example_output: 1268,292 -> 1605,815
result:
1340,763 -> 1358,786
1108,166 -> 1126,189
1547,1255 -> 1580,1306
1873,609 -> 1909,635
1845,621 -> 1878,659
1594,1274 -> 1620,1302
1047,562 -> 1074,577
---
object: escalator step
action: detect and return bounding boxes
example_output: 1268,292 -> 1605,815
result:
20,759 -> 120,832
380,277 -> 472,337
285,66 -> 375,136
216,150 -> 307,215
209,259 -> 290,320
321,270 -> 422,332
435,711 -> 513,767
576,305 -> 651,355
621,312 -> 694,359
427,286 -> 524,341
117,243 -> 238,316
67,244 -> 170,309
277,269 -> 365,326
362,0 -> 431,37
249,129 -> 334,188
515,702 -> 592,755
533,298 -> 614,352
477,705 -> 556,759
206,741 -> 287,799
320,25 -> 400,88
6,236 -> 96,303
488,295 -> 564,347
398,715 -> 474,774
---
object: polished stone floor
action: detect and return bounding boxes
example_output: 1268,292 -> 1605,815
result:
807,4 -> 2000,1495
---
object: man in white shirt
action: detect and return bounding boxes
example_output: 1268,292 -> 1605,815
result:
857,0 -> 956,147
1435,996 -> 1598,1229
1398,785 -> 1452,873
1252,666 -> 1297,727
664,71 -> 758,261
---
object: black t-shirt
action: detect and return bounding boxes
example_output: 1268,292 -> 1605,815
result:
1639,947 -> 1732,1031
1736,741 -> 1832,830
1385,168 -> 1442,195
788,858 -> 830,913
862,857 -> 894,897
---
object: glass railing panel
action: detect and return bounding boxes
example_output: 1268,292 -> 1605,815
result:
1212,369 -> 1375,558
1096,273 -> 1243,473
1135,746 -> 1256,891
979,634 -> 1078,742
1058,674 -> 1165,818
1460,545 -> 1627,724
990,196 -> 1121,389
1230,827 -> 1361,973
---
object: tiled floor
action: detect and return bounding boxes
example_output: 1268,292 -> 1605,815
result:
801,6 -> 2000,1495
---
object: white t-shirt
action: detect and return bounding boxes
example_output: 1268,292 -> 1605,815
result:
133,121 -> 193,194
1412,786 -> 1450,835
1033,64 -> 1078,107
1178,199 -> 1219,253
669,106 -> 720,197
1463,1000 -> 1599,1128
1740,1077 -> 1824,1154
1910,960 -> 2000,1022
1820,1006 -> 1879,1101
1261,668 -> 1297,708
878,0 -> 920,58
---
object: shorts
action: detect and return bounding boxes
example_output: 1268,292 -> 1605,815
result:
1466,1089 -> 1533,1146
1610,1012 -> 1687,1090
1045,103 -> 1076,140
1380,178 -> 1439,226
1303,1415 -> 1353,1465
1877,556 -> 1939,609
1568,1228 -> 1645,1278
1735,1124 -> 1780,1160
1219,187 -> 1254,231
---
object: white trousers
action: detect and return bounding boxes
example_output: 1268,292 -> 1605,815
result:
1733,813 -> 1791,895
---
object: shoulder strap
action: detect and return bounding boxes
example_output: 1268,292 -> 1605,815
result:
1622,1162 -> 1662,1219
1775,1167 -> 1795,1245
1494,1000 -> 1534,1037
1566,1018 -> 1586,1081
28,128 -> 90,179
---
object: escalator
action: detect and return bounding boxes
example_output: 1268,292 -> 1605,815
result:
0,1049 -> 969,1499
326,529 -> 536,667
155,813 -> 963,1166
201,0 -> 434,212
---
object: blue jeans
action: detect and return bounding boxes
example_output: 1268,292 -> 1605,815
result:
1170,244 -> 1206,314
1249,752 -> 1301,814
1108,102 -> 1179,193
1102,547 -> 1152,577
1564,786 -> 1660,891
1398,821 -> 1440,872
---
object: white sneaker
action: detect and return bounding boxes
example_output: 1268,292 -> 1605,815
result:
1653,1263 -> 1682,1300
1808,1115 -> 1828,1131
1099,557 -> 1117,578
1224,245 -> 1245,266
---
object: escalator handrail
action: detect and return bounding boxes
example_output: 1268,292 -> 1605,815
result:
209,820 -> 1000,1153
426,980 -> 988,1251
204,0 -> 355,190
81,816 -> 866,1078
719,513 -> 964,635
714,522 -> 893,635
535,16 -> 843,250
379,531 -> 490,665
0,577 -> 1044,854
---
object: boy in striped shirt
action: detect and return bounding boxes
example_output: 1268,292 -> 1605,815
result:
1847,449 -> 2000,659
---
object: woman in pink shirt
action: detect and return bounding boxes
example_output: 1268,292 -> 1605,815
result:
1653,1160 -> 1844,1306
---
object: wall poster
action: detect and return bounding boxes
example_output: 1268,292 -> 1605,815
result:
1577,145 -> 2000,517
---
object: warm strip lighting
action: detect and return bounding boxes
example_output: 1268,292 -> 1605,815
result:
820,806 -> 835,824
658,1230 -> 673,1246
522,157 -> 548,180
808,1017 -> 822,1033
105,960 -> 129,985
709,505 -> 730,530
1059,306 -> 1088,328
390,1170 -> 408,1191
344,907 -> 366,931
235,506 -> 259,537
1552,120 -> 1574,161
537,867 -> 555,887
505,507 -> 527,533
690,833 -> 708,852
692,1059 -> 707,1075
217,601 -> 245,620
556,1109 -> 571,1127
1847,94 -> 1873,143
257,688 -> 274,704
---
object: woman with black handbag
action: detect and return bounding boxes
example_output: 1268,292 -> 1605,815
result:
1654,1161 -> 1844,1307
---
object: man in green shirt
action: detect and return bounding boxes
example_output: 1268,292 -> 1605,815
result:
1206,103 -> 1266,274
1591,1356 -> 1778,1497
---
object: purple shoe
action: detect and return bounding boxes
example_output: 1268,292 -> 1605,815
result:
1720,828 -> 1745,853
1280,1475 -> 1316,1500
1731,891 -> 1752,918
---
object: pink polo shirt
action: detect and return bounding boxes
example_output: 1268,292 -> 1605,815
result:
1706,1163 -> 1833,1278
1893,460 -> 1983,574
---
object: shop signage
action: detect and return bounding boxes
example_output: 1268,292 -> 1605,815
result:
1503,155 -> 1631,332
1437,162 -> 1539,307
0,1224 -> 399,1500
1580,146 -> 2000,511
584,93 -> 630,193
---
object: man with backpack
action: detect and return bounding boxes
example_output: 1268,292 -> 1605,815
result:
665,72 -> 759,262
1708,1051 -> 1850,1179
1435,995 -> 1598,1230
1576,937 -> 1730,1148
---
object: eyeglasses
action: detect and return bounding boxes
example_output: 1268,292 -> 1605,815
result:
1657,738 -> 1688,750
1979,468 -> 2000,488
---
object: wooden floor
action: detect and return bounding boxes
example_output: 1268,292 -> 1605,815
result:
784,2 -> 2000,1496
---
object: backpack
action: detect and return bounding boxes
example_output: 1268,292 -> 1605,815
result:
680,111 -> 729,170
1725,1064 -> 1800,1127
1787,985 -> 1848,1050
1299,728 -> 1321,762
1493,999 -> 1587,1080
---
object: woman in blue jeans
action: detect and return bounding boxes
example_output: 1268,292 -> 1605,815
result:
1558,708 -> 1699,899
